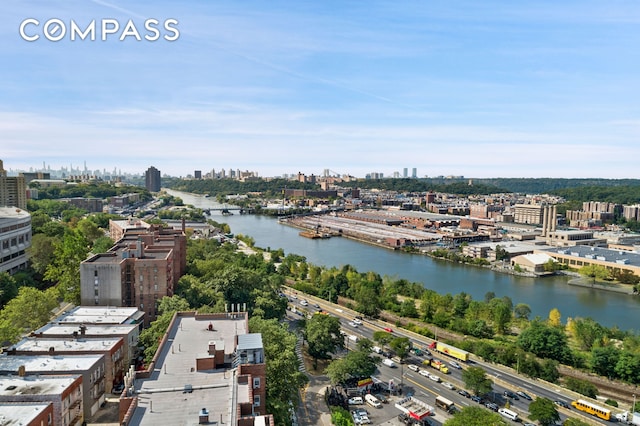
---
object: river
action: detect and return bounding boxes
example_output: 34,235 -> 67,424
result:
166,189 -> 640,330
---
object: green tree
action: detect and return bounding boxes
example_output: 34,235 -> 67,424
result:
461,366 -> 493,396
513,303 -> 531,320
529,397 -> 560,426
490,298 -> 512,334
0,287 -> 59,344
92,236 -> 115,254
572,317 -> 605,351
28,234 -> 57,276
564,377 -> 598,398
0,272 -> 19,307
517,320 -> 571,363
389,337 -> 411,361
579,264 -> 611,284
249,317 -> 308,425
590,345 -> 621,377
44,229 -> 90,303
444,406 -> 506,426
325,348 -> 380,385
305,314 -> 343,367
372,330 -> 393,348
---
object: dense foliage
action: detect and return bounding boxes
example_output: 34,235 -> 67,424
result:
341,178 -> 506,195
165,177 -> 319,197
30,182 -> 152,201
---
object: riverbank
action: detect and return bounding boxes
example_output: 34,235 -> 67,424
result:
568,276 -> 636,295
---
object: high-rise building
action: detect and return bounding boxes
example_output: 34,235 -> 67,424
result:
194,170 -> 202,179
412,168 -> 417,178
403,167 -> 408,178
144,166 -> 161,192
0,160 -> 27,210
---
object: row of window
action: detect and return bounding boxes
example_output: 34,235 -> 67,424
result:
0,221 -> 30,234
1,234 -> 29,250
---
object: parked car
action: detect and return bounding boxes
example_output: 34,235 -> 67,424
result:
516,391 -> 532,400
374,393 -> 388,404
352,413 -> 371,425
470,395 -> 483,403
458,389 -> 471,398
407,364 -> 420,372
348,396 -> 364,405
352,408 -> 368,417
503,390 -> 519,400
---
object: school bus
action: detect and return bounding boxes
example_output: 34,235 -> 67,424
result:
571,399 -> 611,421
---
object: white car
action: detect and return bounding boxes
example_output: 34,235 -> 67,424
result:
352,318 -> 363,325
352,414 -> 372,425
419,369 -> 430,377
348,321 -> 358,328
442,381 -> 455,390
299,299 -> 308,306
428,373 -> 441,382
407,364 -> 420,372
449,361 -> 462,369
348,396 -> 364,405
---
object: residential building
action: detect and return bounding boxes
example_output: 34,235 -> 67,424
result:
0,206 -> 31,275
121,311 -> 273,426
0,375 -> 83,426
0,159 -> 27,210
144,166 -> 161,192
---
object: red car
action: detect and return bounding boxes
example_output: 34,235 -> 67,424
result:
383,327 -> 393,333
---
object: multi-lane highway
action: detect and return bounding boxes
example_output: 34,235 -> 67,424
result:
286,288 -> 608,426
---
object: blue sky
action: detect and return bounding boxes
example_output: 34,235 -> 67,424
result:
1,1 -> 639,178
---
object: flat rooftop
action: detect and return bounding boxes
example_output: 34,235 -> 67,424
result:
130,313 -> 249,426
34,323 -> 138,337
0,403 -> 52,425
11,337 -> 122,353
0,354 -> 103,373
0,206 -> 30,220
542,245 -> 640,267
55,306 -> 143,325
0,374 -> 79,396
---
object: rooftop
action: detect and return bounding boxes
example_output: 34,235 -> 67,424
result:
0,403 -> 52,425
0,374 -> 80,396
0,354 -> 103,373
55,306 -> 143,325
130,313 -> 249,426
542,245 -> 640,267
34,323 -> 138,338
11,337 -> 122,353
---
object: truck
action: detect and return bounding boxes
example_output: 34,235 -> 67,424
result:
422,357 -> 449,374
395,396 -> 434,422
429,341 -> 469,362
616,411 -> 640,425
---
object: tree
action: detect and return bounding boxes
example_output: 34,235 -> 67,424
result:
590,345 -> 621,377
27,234 -> 56,276
249,317 -> 308,425
529,397 -> 560,426
389,337 -> 411,361
305,314 -> 343,367
44,229 -> 90,303
0,272 -> 18,307
490,298 -> 512,334
444,406 -> 506,426
517,320 -> 571,363
548,308 -> 562,327
325,349 -> 380,385
513,303 -> 531,320
0,287 -> 59,344
564,377 -> 598,398
461,366 -> 493,396
372,330 -> 393,348
571,317 -> 605,351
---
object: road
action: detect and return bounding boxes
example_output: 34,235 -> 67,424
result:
287,288 -> 608,426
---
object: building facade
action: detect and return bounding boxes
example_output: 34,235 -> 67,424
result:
144,166 -> 161,192
0,206 -> 31,275
0,160 -> 27,210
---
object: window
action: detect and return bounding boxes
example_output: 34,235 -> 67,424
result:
253,395 -> 260,407
253,377 -> 260,389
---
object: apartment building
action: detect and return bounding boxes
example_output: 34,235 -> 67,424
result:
0,160 -> 27,210
0,206 -> 31,275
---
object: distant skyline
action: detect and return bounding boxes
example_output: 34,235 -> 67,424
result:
2,1 -> 639,178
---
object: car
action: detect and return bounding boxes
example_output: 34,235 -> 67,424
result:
374,393 -> 388,404
299,299 -> 308,306
485,402 -> 499,411
419,369 -> 430,377
554,400 -> 569,408
503,390 -> 519,400
427,373 -> 441,383
383,327 -> 393,333
352,408 -> 368,417
348,321 -> 358,327
352,318 -> 362,325
412,348 -> 423,356
523,423 -> 536,426
449,360 -> 462,369
407,364 -> 420,372
442,381 -> 455,390
516,391 -> 532,400
313,303 -> 320,308
458,389 -> 471,398
348,396 -> 364,405
470,395 -> 483,403
352,414 -> 371,425
291,294 -> 297,299
112,383 -> 125,394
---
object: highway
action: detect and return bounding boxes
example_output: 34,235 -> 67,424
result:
286,288 -> 608,426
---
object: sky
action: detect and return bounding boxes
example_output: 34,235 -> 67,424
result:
1,1 -> 639,179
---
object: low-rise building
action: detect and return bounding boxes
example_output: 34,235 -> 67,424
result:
0,402 -> 56,426
0,375 -> 83,426
539,246 -> 640,277
0,206 -> 31,275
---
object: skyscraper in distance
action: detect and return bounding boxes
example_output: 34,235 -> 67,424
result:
145,166 -> 161,192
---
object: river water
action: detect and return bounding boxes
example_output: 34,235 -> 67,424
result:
166,189 -> 640,330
